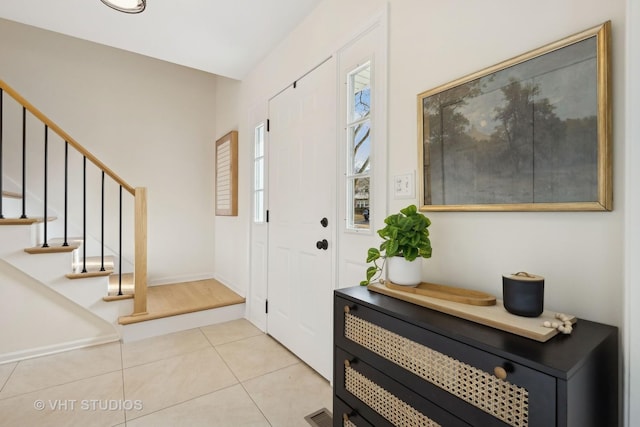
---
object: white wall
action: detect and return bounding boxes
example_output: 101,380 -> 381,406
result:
387,0 -> 626,328
215,0 -> 385,314
231,3 -> 629,419
212,77 -> 244,294
0,260 -> 118,364
625,0 -> 639,422
233,0 -> 626,328
0,18 -> 223,285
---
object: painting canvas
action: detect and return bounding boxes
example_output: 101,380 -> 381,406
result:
418,22 -> 611,211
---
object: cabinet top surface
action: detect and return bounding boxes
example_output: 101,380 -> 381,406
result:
336,286 -> 618,378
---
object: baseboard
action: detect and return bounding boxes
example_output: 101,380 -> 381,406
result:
0,333 -> 121,365
147,273 -> 245,299
146,272 -> 217,286
213,273 -> 244,297
121,303 -> 246,342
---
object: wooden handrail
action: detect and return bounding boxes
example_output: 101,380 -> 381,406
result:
0,79 -> 134,195
1,78 -> 147,319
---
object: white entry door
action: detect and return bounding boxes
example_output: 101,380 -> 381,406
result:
267,58 -> 336,380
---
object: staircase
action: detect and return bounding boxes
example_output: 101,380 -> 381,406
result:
0,196 -> 134,323
0,79 -> 245,362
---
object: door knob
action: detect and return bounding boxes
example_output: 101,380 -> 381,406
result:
316,239 -> 328,250
320,217 -> 328,227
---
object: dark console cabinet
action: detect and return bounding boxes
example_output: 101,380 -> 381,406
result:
333,286 -> 618,427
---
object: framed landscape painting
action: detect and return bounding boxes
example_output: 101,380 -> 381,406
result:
418,21 -> 612,211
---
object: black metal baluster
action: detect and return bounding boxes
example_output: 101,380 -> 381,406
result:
100,171 -> 105,271
0,88 -> 3,219
62,142 -> 69,246
82,156 -> 87,273
20,107 -> 26,218
118,185 -> 123,295
42,125 -> 49,248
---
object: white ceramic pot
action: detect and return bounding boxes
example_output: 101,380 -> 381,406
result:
387,256 -> 422,286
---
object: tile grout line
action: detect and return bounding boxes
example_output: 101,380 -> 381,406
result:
119,341 -> 128,427
238,358 -> 303,383
198,327 -> 265,347
199,326 -> 274,426
121,328 -> 217,370
118,332 -> 230,425
121,383 -> 247,424
0,362 -> 19,397
121,325 -> 261,424
1,320 -> 331,426
119,325 -> 263,370
0,367 -> 125,401
0,342 -> 124,400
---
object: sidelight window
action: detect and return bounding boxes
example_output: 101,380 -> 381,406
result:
253,123 -> 265,223
346,62 -> 372,230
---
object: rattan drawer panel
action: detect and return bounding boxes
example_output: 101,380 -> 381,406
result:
334,287 -> 619,427
345,311 -> 528,426
334,397 -> 374,427
344,418 -> 357,427
336,347 -> 472,427
336,296 -> 556,427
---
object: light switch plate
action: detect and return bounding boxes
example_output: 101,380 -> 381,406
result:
393,171 -> 415,199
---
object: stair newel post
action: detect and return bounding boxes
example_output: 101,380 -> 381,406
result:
133,187 -> 148,315
62,141 -> 69,246
81,156 -> 87,273
100,171 -> 105,272
0,88 -> 3,219
42,125 -> 49,248
20,107 -> 27,219
118,185 -> 122,295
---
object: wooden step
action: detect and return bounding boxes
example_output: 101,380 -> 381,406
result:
0,216 -> 56,225
107,272 -> 134,297
1,190 -> 21,199
48,237 -> 84,246
103,293 -> 134,302
66,270 -> 113,279
118,278 -> 245,325
24,244 -> 79,254
72,255 -> 115,274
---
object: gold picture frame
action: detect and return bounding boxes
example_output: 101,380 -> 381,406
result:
215,130 -> 238,216
418,21 -> 612,212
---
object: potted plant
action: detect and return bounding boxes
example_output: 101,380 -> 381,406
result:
360,204 -> 432,286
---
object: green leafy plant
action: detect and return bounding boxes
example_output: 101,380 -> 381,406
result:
360,204 -> 432,286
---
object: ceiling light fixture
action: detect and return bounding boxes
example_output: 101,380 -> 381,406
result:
100,0 -> 146,14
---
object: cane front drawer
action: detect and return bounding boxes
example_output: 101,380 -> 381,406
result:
336,296 -> 554,426
333,287 -> 619,427
335,347 -> 471,427
334,396 -> 374,427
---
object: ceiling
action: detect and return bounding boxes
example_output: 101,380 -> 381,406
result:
0,0 -> 322,80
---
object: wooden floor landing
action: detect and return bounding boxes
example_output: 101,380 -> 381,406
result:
118,278 -> 245,325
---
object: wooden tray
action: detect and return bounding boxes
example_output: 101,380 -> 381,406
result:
368,281 -> 576,342
385,281 -> 496,306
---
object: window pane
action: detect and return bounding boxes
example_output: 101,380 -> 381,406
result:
255,124 -> 264,157
255,158 -> 264,190
254,190 -> 264,223
351,177 -> 370,229
349,121 -> 371,174
349,64 -> 371,122
253,123 -> 265,223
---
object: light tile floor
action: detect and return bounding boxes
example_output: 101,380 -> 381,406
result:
0,319 -> 333,427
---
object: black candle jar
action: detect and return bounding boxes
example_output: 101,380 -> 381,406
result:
502,272 -> 545,317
